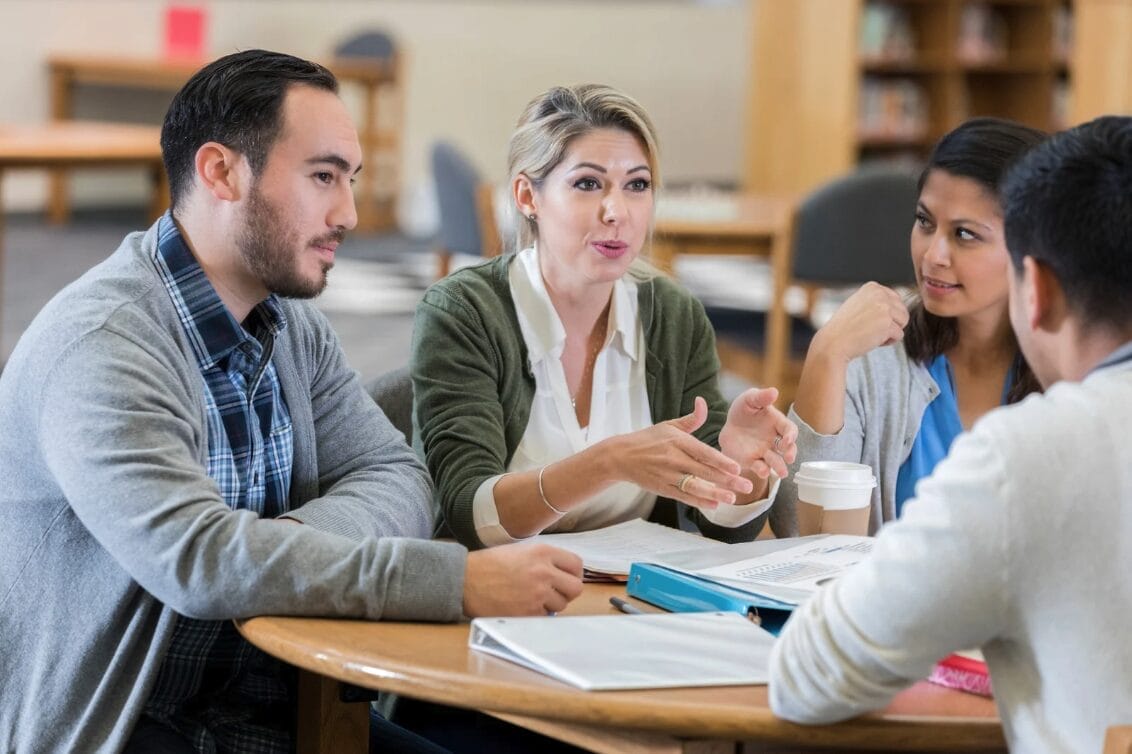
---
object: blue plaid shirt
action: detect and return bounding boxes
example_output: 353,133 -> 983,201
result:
143,214 -> 296,753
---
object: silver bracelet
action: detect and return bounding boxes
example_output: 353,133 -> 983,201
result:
537,464 -> 568,516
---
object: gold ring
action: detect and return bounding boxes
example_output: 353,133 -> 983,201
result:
676,472 -> 695,493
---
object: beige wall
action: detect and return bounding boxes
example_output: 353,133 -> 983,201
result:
0,0 -> 751,232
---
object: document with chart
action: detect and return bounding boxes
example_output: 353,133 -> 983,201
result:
694,534 -> 874,600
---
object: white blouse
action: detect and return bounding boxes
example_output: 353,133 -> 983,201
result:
472,247 -> 774,545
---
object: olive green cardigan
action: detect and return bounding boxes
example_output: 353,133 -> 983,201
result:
410,254 -> 769,548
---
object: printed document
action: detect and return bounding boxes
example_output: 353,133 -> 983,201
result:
533,518 -> 728,579
696,534 -> 874,598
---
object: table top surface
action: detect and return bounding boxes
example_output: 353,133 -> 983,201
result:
0,121 -> 162,164
654,192 -> 796,238
237,584 -> 1004,750
48,53 -> 396,85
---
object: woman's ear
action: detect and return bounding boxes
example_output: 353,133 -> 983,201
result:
513,174 -> 538,219
194,142 -> 245,202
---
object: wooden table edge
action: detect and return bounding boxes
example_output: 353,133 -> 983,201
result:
236,615 -> 1005,751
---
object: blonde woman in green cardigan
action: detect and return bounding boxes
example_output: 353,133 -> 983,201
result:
412,84 -> 797,549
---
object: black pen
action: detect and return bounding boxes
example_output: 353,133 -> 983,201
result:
609,596 -> 645,615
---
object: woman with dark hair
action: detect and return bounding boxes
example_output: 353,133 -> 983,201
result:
774,118 -> 1045,536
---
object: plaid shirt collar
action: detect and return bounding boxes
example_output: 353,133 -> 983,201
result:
153,212 -> 288,369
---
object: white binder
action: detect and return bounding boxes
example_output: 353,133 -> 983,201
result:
469,610 -> 774,691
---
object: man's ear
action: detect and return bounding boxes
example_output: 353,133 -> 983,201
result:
512,174 -> 538,218
1025,256 -> 1068,334
194,142 -> 246,202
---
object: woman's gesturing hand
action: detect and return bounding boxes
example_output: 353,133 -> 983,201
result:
718,387 -> 798,483
602,397 -> 755,511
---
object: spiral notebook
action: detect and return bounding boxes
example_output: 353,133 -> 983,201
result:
469,610 -> 774,691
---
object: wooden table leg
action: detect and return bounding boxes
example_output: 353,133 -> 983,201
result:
295,669 -> 369,754
48,65 -> 74,226
763,216 -> 795,401
149,162 -> 169,222
355,78 -> 379,232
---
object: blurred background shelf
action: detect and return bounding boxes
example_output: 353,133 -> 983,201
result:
745,0 -> 1132,197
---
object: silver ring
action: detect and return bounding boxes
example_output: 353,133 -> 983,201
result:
772,435 -> 783,454
676,472 -> 695,493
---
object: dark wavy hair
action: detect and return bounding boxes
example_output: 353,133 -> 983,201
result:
903,118 -> 1045,403
161,49 -> 338,211
1002,116 -> 1132,333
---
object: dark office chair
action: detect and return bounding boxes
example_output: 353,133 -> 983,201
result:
365,365 -> 413,444
431,141 -> 502,279
709,165 -> 919,400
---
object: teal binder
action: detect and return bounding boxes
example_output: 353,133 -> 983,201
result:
626,563 -> 796,635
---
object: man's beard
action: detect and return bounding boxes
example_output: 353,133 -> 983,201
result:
237,185 -> 344,300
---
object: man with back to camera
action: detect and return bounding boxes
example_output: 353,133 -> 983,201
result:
0,49 -> 584,753
769,115 -> 1132,752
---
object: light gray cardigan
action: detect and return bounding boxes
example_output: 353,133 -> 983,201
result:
0,223 -> 467,753
772,344 -> 938,536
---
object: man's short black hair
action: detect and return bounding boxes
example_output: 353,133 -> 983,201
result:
161,49 -> 338,210
1002,115 -> 1132,330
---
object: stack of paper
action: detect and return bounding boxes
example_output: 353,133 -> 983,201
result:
469,611 -> 774,691
533,518 -> 728,581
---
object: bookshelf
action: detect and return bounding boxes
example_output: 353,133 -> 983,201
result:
745,0 -> 1132,195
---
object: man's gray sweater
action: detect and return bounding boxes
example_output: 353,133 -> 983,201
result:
0,222 -> 466,753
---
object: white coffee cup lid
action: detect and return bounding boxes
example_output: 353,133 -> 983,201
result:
795,461 -> 876,489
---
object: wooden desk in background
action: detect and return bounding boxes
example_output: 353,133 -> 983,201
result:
46,53 -> 401,231
0,121 -> 166,338
237,584 -> 1004,754
653,194 -> 797,395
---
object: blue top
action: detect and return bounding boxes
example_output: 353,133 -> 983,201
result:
894,354 -> 1011,517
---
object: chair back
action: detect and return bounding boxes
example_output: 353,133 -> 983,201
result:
432,142 -> 485,257
791,166 -> 919,286
334,30 -> 396,61
431,141 -> 501,266
365,366 -> 413,444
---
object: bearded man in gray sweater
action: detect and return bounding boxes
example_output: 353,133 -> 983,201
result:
0,49 -> 583,753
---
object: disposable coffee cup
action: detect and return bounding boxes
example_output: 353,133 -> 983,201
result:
794,461 -> 876,536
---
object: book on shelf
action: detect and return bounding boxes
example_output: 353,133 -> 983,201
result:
928,649 -> 992,697
956,3 -> 1008,65
859,1 -> 917,64
858,77 -> 929,142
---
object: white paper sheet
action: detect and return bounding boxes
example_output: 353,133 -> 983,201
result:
696,534 -> 874,596
533,518 -> 729,577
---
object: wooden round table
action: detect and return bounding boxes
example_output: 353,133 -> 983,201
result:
238,584 -> 1003,752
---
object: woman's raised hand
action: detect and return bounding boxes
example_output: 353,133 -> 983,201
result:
811,282 -> 910,365
602,397 -> 754,511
